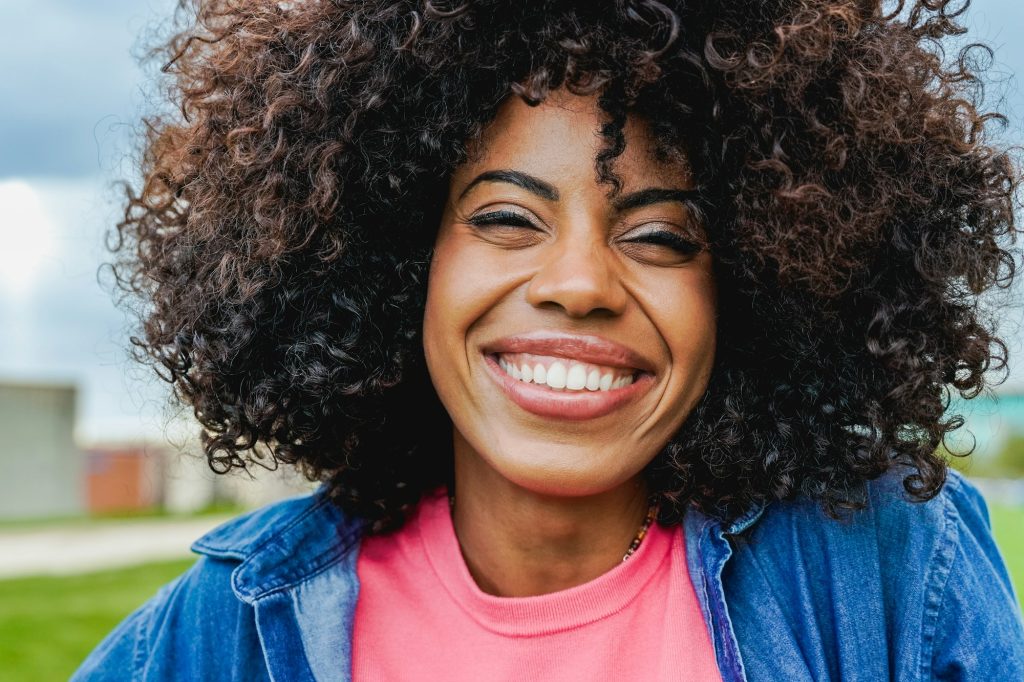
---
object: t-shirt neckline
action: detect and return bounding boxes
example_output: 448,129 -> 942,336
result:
415,488 -> 676,637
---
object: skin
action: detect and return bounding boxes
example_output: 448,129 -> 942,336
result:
422,88 -> 718,597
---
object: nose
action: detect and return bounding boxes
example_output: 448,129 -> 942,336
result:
525,231 -> 628,318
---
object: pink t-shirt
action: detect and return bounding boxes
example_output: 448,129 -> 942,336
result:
352,489 -> 722,681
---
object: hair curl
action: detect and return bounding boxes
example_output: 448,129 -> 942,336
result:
113,0 -> 1020,531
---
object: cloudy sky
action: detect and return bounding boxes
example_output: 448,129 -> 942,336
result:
1,1 -> 1023,446
0,0 -> 184,445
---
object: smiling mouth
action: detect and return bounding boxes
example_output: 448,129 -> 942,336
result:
481,352 -> 652,421
493,352 -> 639,392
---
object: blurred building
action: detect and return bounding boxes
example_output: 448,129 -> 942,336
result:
85,440 -> 315,515
159,441 -> 316,514
0,380 -> 312,521
0,381 -> 83,519
85,443 -> 164,513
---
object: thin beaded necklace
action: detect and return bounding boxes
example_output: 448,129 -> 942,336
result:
448,495 -> 659,563
622,503 -> 659,561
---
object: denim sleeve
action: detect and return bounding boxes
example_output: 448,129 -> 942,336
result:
69,574 -> 184,681
69,555 -> 266,681
930,475 -> 1024,681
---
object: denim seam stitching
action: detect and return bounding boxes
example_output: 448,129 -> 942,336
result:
704,520 -> 745,681
131,594 -> 156,682
693,519 -> 716,639
195,492 -> 331,558
227,495 -> 345,598
918,481 -> 959,681
285,589 -> 320,682
741,534 -> 817,676
253,590 -> 319,682
237,526 -> 363,600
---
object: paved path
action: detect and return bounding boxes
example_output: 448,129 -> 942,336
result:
0,515 -> 234,579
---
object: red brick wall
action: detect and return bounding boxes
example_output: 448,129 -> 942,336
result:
85,448 -> 159,513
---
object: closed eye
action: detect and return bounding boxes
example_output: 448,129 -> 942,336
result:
624,229 -> 702,256
465,210 -> 544,248
466,210 -> 539,230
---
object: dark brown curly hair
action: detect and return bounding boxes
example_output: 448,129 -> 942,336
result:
113,0 -> 1020,531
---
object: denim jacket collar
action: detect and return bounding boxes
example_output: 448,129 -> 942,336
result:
683,501 -> 767,682
192,492 -> 361,603
191,489 -> 765,682
193,492 -> 365,682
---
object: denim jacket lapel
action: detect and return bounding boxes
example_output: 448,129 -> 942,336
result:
683,502 -> 766,682
195,490 -> 365,682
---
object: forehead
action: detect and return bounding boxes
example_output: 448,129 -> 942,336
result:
456,90 -> 690,192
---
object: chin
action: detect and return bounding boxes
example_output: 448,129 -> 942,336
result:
477,437 -> 645,498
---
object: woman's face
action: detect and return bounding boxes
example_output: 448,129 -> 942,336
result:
423,89 -> 717,497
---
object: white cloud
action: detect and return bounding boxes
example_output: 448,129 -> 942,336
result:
0,181 -> 58,297
0,175 -> 181,445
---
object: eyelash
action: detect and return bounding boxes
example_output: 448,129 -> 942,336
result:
629,230 -> 702,255
467,210 -> 537,230
467,211 -> 702,255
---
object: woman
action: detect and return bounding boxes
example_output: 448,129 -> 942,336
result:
76,0 -> 1023,679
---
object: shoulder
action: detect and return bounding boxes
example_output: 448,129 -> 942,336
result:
70,550 -> 263,681
741,466 -> 987,552
189,486 -> 362,601
72,488 -> 362,681
725,467 -> 1024,679
737,467 -> 1010,582
731,467 -> 1019,608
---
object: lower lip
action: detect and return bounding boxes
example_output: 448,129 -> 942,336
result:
483,354 -> 654,421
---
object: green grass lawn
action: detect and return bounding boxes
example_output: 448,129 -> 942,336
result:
0,559 -> 195,682
1,504 -> 1022,681
991,503 -> 1024,600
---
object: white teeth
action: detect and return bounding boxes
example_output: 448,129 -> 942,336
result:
566,364 -> 587,390
497,355 -> 636,392
546,361 -> 567,389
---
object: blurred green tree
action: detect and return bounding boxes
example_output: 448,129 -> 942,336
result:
993,434 -> 1024,478
942,432 -> 1024,479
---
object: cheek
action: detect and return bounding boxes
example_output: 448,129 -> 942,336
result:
677,281 -> 717,387
422,238 -> 462,381
422,232 -> 517,382
424,235 -> 484,354
642,262 -> 717,388
675,280 -> 717,358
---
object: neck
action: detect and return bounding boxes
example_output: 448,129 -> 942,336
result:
450,434 -> 650,598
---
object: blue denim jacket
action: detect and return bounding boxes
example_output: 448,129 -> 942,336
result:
72,469 -> 1024,681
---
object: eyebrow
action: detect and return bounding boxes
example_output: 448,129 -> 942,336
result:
459,170 -> 559,202
610,188 -> 700,212
458,169 -> 698,211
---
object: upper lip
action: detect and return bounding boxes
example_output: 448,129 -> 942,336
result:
482,331 -> 656,374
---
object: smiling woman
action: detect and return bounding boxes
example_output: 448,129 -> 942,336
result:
74,0 -> 1024,680
427,92 -> 715,498
421,92 -> 718,606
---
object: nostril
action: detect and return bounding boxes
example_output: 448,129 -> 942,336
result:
524,249 -> 628,317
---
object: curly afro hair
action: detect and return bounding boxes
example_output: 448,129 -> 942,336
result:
113,0 -> 1019,531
